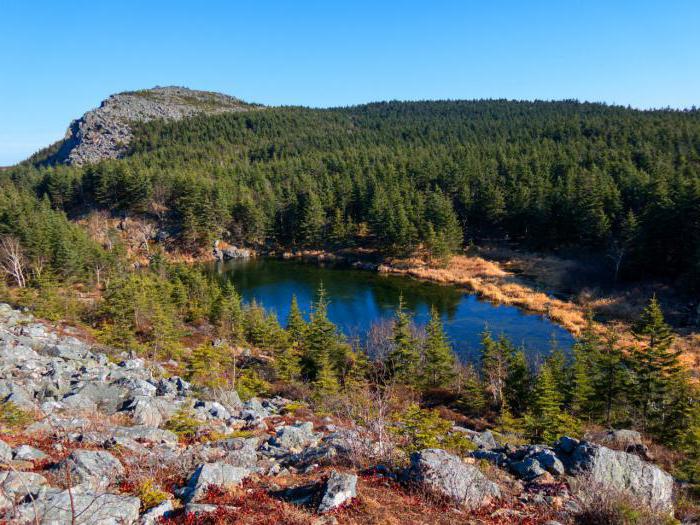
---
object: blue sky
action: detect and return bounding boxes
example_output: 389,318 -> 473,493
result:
1,0 -> 699,165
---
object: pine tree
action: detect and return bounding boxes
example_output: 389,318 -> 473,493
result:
312,346 -> 339,395
286,295 -> 307,344
212,281 -> 244,343
274,342 -> 302,383
570,317 -> 599,418
420,306 -> 456,389
630,295 -> 681,430
592,329 -> 628,426
386,294 -> 420,384
524,363 -> 580,443
455,363 -> 487,416
505,349 -> 531,415
303,283 -> 345,381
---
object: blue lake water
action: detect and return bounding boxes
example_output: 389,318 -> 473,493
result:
206,258 -> 574,361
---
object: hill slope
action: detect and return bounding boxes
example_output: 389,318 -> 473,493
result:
33,86 -> 256,166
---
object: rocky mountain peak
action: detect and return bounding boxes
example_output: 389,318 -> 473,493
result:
50,86 -> 254,166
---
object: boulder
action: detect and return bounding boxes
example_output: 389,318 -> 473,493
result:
125,396 -> 163,427
59,450 -> 124,490
532,449 -> 565,476
555,437 -> 674,511
317,471 -> 357,513
509,457 -> 546,481
0,471 -> 48,508
471,430 -> 499,450
13,444 -> 48,461
270,422 -> 318,451
182,462 -> 251,502
0,439 -> 11,462
13,489 -> 140,525
139,499 -> 174,525
407,449 -> 501,509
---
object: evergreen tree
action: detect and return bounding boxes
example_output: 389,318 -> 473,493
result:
386,294 -> 420,384
312,345 -> 339,395
570,317 -> 599,418
420,306 -> 456,389
286,294 -> 307,344
592,329 -> 628,425
505,349 -> 531,415
212,281 -> 243,343
630,295 -> 681,430
525,363 -> 580,443
274,342 -> 302,383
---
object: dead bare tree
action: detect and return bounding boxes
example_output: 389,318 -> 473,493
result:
0,236 -> 27,288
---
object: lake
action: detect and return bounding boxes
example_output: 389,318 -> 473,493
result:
206,258 -> 574,361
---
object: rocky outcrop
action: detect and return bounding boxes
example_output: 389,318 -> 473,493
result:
407,448 -> 501,509
46,86 -> 254,166
213,240 -> 255,260
555,437 -> 674,512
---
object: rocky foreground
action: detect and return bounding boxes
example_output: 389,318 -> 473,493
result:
0,304 -> 679,524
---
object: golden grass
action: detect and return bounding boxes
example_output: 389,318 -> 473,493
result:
381,254 -> 588,335
382,254 -> 700,374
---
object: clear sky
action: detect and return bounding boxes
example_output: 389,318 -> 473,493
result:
1,0 -> 699,165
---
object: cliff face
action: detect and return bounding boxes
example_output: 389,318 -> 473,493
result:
50,86 -> 253,165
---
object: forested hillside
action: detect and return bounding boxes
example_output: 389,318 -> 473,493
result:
4,99 -> 700,288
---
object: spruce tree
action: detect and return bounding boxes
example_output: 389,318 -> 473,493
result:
212,281 -> 243,343
592,329 -> 628,426
525,363 -> 580,443
286,294 -> 307,344
420,306 -> 456,389
303,284 -> 346,381
312,346 -> 339,396
386,294 -> 420,384
630,295 -> 681,430
570,317 -> 599,418
505,349 -> 531,415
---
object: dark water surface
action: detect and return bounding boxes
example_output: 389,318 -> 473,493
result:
206,258 -> 574,361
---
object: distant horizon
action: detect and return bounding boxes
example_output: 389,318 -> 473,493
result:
2,0 -> 698,165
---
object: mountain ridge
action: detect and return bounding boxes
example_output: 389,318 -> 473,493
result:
37,86 -> 257,166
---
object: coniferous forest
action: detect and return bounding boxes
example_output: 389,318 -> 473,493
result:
4,99 -> 700,287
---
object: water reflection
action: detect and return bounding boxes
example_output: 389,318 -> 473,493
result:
206,258 -> 574,360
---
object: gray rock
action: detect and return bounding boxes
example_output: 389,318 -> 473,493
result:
0,471 -> 48,507
55,87 -> 252,166
556,438 -> 674,511
0,439 -> 11,462
113,425 -> 178,444
317,471 -> 357,513
270,422 -> 317,451
14,489 -> 140,524
471,430 -> 499,450
13,445 -> 48,461
182,462 -> 251,503
58,450 -> 124,490
471,449 -> 508,466
509,457 -> 546,481
532,449 -> 565,476
407,449 -> 501,509
184,503 -> 236,516
125,396 -> 163,427
139,499 -> 173,525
